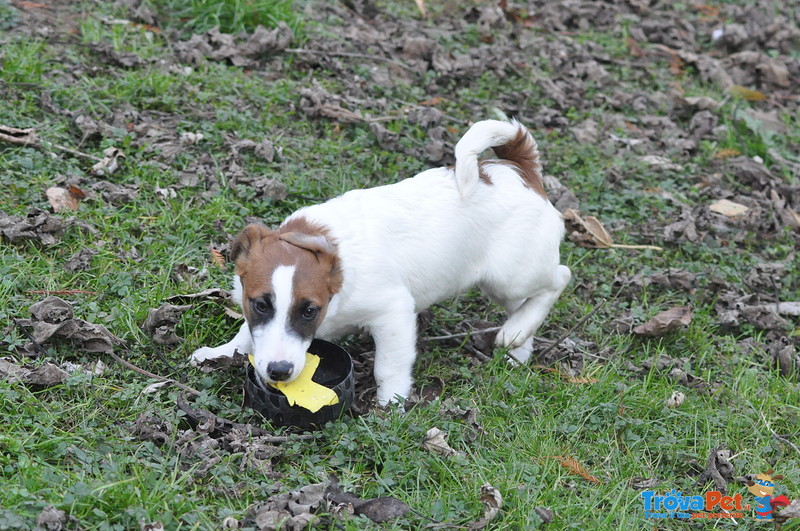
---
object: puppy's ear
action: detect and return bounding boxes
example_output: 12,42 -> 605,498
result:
745,480 -> 755,486
773,474 -> 784,481
231,224 -> 272,262
279,232 -> 334,256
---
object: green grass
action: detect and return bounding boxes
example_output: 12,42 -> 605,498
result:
1,0 -> 800,529
145,0 -> 300,35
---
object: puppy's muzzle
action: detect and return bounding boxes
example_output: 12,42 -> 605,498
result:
267,360 -> 294,381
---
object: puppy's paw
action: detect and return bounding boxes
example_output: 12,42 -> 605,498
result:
190,346 -> 226,366
376,382 -> 411,408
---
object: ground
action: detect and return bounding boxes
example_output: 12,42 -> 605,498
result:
1,0 -> 799,529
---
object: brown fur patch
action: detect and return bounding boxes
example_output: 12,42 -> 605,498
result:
492,127 -> 547,198
232,218 -> 343,325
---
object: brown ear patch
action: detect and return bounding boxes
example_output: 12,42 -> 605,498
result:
230,224 -> 273,263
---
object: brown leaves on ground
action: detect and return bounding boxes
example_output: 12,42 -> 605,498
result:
0,359 -> 68,388
422,427 -> 462,457
774,499 -> 800,525
17,296 -> 123,354
240,477 -> 411,529
0,209 -> 68,246
174,23 -> 293,67
632,306 -> 693,337
467,483 -> 503,530
697,446 -> 735,494
141,303 -> 192,345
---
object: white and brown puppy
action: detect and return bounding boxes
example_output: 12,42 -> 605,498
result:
191,119 -> 571,405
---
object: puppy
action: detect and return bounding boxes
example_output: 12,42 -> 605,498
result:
191,119 -> 571,405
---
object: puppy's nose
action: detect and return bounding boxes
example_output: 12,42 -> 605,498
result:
267,361 -> 294,381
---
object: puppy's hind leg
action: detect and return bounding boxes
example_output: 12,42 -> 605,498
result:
495,265 -> 571,364
190,322 -> 252,365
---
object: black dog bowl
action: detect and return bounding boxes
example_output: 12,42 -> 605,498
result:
244,339 -> 354,429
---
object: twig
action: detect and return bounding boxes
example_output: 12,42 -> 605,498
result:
285,47 -> 415,71
425,327 -> 501,342
757,407 -> 800,458
47,141 -> 103,162
107,351 -> 201,396
536,299 -> 608,360
0,124 -> 102,162
609,243 -> 663,251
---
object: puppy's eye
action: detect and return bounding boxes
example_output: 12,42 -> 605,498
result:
301,306 -> 319,320
253,299 -> 271,315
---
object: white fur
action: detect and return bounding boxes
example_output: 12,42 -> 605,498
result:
192,119 -> 571,405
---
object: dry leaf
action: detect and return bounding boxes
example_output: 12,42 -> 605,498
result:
563,209 -> 661,251
774,499 -> 800,524
728,85 -> 767,101
142,303 -> 192,345
713,148 -> 741,159
422,427 -> 461,457
709,199 -> 749,218
665,391 -> 686,408
415,0 -> 426,17
91,147 -> 125,176
547,455 -> 601,484
211,246 -> 226,268
632,306 -> 693,337
46,187 -> 80,212
0,125 -> 37,146
468,483 -> 503,529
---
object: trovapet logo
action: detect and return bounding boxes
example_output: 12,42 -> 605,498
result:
641,489 -> 747,520
641,469 -> 792,521
746,469 -> 790,520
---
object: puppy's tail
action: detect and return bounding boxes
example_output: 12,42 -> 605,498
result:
454,119 -> 543,199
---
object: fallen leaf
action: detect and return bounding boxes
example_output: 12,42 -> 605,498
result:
142,303 -> 192,345
547,455 -> 601,484
0,208 -> 68,246
468,483 -> 503,529
713,148 -> 741,159
46,187 -> 81,212
639,155 -> 683,171
632,306 -> 693,337
142,381 -> 170,394
422,427 -> 461,457
0,124 -> 37,146
36,506 -> 67,531
696,446 -> 734,493
18,296 -> 124,354
774,499 -> 800,524
534,507 -> 555,524
563,209 -> 662,251
0,359 -> 69,388
728,85 -> 767,101
665,391 -> 686,408
90,147 -> 125,176
210,246 -> 226,268
709,199 -> 749,218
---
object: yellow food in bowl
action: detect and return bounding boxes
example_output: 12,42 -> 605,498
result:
249,353 -> 339,413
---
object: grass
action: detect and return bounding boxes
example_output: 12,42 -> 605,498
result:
1,0 -> 800,529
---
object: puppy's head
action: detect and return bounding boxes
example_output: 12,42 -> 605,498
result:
232,221 -> 342,385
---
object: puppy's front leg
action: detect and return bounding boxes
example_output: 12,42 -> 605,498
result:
369,301 -> 418,406
190,322 -> 252,365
